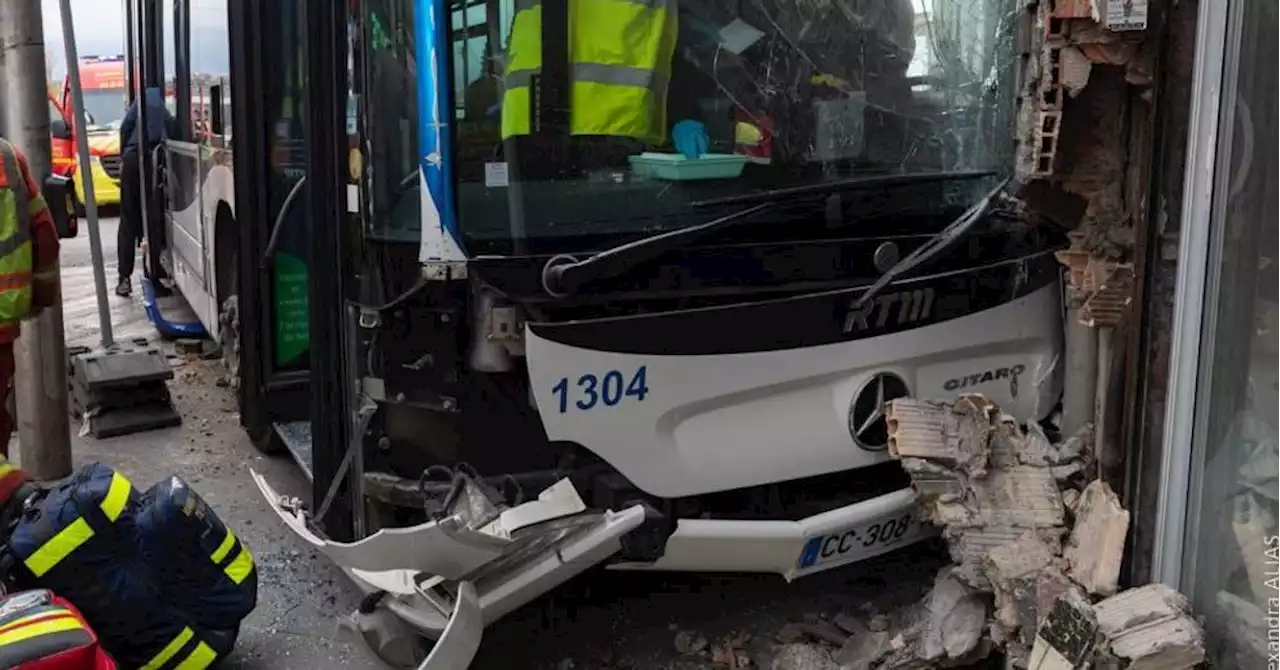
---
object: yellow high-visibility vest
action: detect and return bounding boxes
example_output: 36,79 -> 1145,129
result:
0,139 -> 39,327
501,0 -> 679,145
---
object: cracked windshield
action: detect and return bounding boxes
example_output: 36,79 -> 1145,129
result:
441,0 -> 1017,250
371,0 -> 1018,251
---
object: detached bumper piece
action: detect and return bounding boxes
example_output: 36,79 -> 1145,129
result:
5,464 -> 257,669
252,470 -> 647,669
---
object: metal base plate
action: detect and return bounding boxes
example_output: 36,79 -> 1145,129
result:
71,347 -> 174,391
85,402 -> 182,438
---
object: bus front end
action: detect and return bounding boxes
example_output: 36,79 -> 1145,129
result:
255,0 -> 1064,665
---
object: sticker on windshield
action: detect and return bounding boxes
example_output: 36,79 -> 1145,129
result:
717,19 -> 764,55
485,162 -> 510,188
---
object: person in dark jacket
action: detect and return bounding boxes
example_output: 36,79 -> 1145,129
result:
117,87 -> 177,297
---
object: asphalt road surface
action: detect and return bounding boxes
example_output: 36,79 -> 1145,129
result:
59,214 -> 157,349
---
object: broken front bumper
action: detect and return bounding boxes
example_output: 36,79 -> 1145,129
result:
251,470 -> 646,669
253,471 -> 932,668
609,486 -> 935,581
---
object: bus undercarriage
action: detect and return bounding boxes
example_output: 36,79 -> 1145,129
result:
129,0 -> 1066,665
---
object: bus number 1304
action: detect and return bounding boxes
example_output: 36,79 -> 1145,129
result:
552,366 -> 649,413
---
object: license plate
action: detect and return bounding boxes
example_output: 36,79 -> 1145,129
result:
797,512 -> 921,569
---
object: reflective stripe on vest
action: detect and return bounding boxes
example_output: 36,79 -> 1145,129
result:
0,140 -> 35,325
500,0 -> 678,144
22,472 -> 134,578
142,627 -> 218,670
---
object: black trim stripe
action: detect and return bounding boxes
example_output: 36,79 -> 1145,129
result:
527,250 -> 1061,355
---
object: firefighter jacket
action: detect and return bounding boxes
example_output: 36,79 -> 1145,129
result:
0,139 -> 60,343
500,0 -> 679,145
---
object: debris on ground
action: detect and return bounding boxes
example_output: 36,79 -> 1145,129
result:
840,394 -> 1209,670
770,643 -> 837,670
675,630 -> 711,656
175,337 -> 205,356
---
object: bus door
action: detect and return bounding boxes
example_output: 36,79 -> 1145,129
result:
227,0 -> 318,466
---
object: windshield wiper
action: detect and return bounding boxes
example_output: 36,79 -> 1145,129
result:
539,170 -> 1002,298
850,176 -> 1011,311
541,202 -> 772,297
689,169 -> 998,209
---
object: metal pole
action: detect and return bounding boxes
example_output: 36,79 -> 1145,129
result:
1061,309 -> 1098,436
0,0 -> 73,479
59,0 -> 114,348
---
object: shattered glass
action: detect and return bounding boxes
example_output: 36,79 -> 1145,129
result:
449,0 -> 1021,248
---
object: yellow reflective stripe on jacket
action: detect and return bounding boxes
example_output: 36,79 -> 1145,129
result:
225,547 -> 254,584
500,0 -> 677,143
210,527 -> 236,563
0,614 -> 84,647
23,473 -> 133,577
144,627 -> 218,670
100,471 -> 132,522
210,527 -> 255,584
24,518 -> 94,578
177,641 -> 218,669
143,627 -> 194,670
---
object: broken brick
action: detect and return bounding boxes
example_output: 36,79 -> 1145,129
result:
984,534 -> 1058,641
1063,480 -> 1129,596
919,568 -> 988,663
1059,46 -> 1092,97
886,396 -> 994,474
1054,250 -> 1136,328
1094,584 -> 1205,670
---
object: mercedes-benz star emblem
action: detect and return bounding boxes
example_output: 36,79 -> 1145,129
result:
849,373 -> 910,450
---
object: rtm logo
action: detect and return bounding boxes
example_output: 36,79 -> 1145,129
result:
843,288 -> 936,334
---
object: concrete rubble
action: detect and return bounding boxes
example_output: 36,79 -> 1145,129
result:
837,394 -> 1206,670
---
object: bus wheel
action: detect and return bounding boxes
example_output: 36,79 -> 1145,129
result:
219,275 -> 281,454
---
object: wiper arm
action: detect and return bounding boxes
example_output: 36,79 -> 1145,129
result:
539,170 -> 1001,298
689,170 -> 998,209
541,202 -> 772,297
851,176 -> 1011,310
